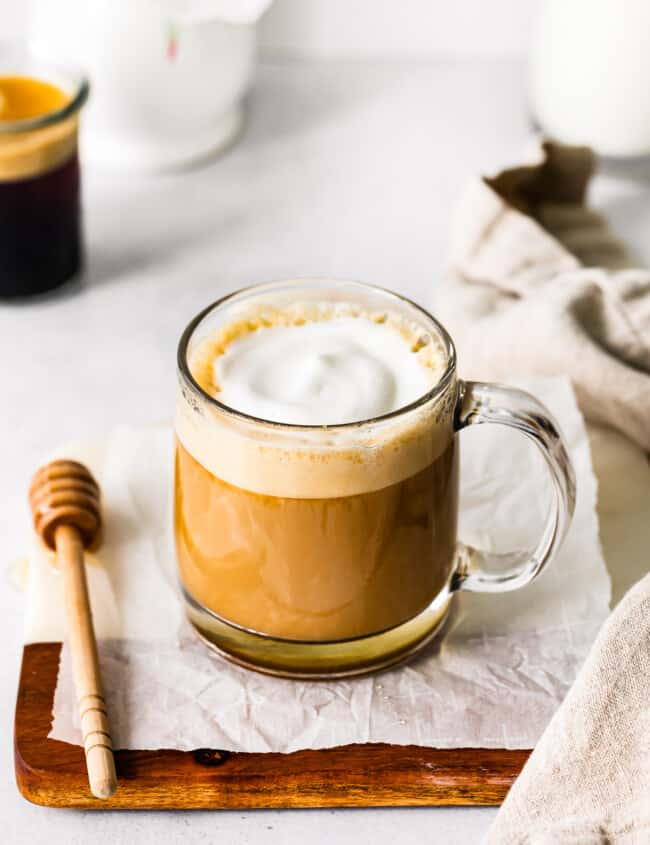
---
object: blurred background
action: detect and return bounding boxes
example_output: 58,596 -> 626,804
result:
4,1 -> 535,58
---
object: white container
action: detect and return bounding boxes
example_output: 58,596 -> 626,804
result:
531,0 -> 650,158
31,0 -> 272,170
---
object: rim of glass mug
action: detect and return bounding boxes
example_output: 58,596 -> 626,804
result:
177,278 -> 457,432
0,43 -> 89,135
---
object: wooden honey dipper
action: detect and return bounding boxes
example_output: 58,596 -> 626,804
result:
29,459 -> 117,799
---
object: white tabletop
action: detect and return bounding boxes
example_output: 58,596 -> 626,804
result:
3,57 -> 650,845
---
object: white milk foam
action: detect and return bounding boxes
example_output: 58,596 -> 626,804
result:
176,307 -> 455,498
213,317 -> 432,425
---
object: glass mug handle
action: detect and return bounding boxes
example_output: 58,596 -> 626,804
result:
452,380 -> 577,593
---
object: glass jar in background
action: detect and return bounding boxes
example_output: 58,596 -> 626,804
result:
531,0 -> 650,158
0,44 -> 88,298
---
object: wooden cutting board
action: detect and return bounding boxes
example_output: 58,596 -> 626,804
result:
15,642 -> 529,809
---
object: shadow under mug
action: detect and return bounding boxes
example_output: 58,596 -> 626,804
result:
174,279 -> 576,678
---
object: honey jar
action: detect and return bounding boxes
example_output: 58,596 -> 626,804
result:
0,56 -> 88,297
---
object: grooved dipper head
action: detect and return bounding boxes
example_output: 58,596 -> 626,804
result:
29,460 -> 101,551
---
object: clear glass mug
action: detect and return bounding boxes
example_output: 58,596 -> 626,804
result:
174,280 -> 575,678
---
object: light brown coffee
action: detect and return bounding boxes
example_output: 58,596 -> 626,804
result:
175,301 -> 457,643
175,436 -> 458,641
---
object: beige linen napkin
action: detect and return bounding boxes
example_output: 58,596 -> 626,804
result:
485,573 -> 650,844
436,142 -> 650,452
436,143 -> 650,842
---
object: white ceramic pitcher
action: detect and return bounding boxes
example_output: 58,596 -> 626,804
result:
31,0 -> 273,170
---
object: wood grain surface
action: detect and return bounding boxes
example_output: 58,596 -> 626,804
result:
15,643 -> 529,809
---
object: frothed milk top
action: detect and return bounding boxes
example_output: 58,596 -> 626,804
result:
177,303 -> 455,498
212,318 -> 436,425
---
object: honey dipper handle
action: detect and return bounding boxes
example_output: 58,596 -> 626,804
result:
56,524 -> 117,799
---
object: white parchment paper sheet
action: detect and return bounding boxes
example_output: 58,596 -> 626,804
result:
24,377 -> 610,752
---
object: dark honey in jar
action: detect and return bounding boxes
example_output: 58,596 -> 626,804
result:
0,75 -> 88,298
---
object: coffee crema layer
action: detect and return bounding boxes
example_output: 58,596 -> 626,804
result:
176,303 -> 454,499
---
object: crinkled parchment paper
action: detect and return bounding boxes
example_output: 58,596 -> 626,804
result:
24,377 -> 609,752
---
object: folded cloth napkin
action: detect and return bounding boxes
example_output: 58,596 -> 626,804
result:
436,142 -> 650,453
485,572 -> 650,844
